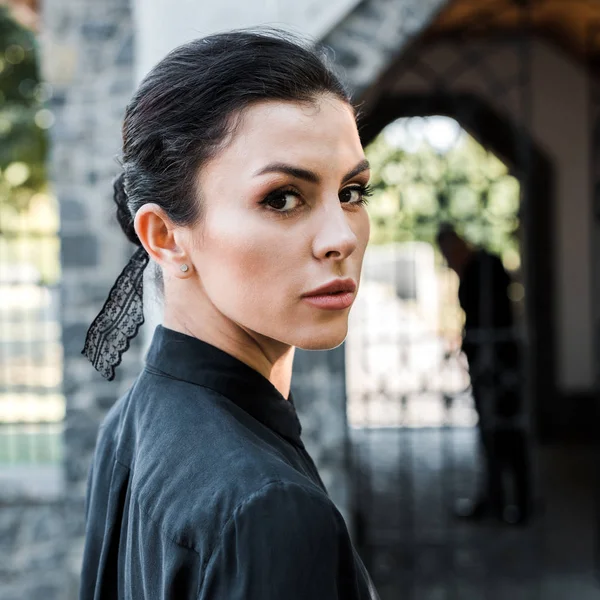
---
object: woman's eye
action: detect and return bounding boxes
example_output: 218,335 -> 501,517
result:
340,185 -> 372,205
262,184 -> 372,214
263,190 -> 301,213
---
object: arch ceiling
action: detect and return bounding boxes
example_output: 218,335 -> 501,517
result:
425,0 -> 600,65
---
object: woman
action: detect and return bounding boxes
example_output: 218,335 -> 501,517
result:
80,28 -> 378,599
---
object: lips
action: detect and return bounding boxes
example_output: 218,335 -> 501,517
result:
303,278 -> 357,297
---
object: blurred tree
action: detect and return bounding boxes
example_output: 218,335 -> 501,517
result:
0,5 -> 58,284
364,122 -> 521,270
0,4 -> 47,213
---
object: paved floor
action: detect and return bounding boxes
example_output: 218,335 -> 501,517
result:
349,427 -> 599,600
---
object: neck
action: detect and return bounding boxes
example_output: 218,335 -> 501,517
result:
162,288 -> 295,400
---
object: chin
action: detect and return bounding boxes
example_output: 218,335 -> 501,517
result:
292,321 -> 349,351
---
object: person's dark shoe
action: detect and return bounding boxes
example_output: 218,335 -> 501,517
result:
452,496 -> 490,520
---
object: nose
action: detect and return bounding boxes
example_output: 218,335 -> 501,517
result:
312,200 -> 358,262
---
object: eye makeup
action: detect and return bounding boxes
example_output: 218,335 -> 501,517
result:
259,182 -> 373,217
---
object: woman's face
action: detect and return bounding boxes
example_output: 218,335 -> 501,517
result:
186,94 -> 370,350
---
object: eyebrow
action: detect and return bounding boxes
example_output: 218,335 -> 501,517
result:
254,158 -> 370,184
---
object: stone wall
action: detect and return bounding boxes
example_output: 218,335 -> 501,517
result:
0,498 -> 66,600
0,467 -> 65,599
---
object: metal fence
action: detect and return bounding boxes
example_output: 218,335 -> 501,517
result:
0,227 -> 64,465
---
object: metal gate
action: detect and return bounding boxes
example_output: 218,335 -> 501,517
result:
0,225 -> 62,465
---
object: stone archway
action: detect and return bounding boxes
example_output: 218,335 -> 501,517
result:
320,0 -> 450,96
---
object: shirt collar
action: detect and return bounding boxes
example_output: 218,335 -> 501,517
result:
144,325 -> 303,447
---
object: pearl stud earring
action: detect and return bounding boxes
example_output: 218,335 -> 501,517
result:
180,264 -> 189,273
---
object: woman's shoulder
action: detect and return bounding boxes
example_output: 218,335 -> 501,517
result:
199,480 -> 351,596
223,478 -> 342,531
133,449 -> 334,562
121,371 -> 320,551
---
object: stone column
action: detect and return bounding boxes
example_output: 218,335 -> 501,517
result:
41,0 -> 140,595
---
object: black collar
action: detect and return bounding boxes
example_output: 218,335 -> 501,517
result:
144,325 -> 303,447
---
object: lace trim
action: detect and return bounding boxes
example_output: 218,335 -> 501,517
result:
81,246 -> 150,381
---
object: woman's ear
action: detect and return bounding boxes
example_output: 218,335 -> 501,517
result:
134,204 -> 191,277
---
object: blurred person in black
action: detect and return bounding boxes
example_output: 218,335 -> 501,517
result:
437,224 -> 531,525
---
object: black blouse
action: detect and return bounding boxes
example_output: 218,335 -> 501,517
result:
80,324 -> 379,599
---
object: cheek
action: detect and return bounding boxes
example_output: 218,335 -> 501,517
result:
355,211 -> 371,255
359,211 -> 370,245
197,211 -> 301,310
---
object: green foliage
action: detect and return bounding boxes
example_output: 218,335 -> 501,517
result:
0,6 -> 48,212
365,124 -> 521,268
0,7 -> 58,284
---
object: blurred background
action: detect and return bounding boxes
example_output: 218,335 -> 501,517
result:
0,0 -> 599,598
